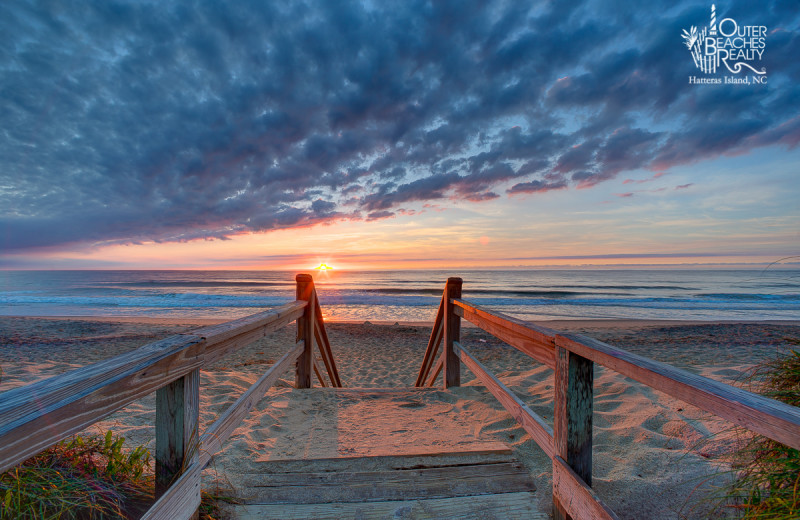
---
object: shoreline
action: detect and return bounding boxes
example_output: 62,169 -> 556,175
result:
4,314 -> 800,329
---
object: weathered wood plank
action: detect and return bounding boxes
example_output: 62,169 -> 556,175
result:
312,355 -> 327,387
200,341 -> 303,467
426,354 -> 443,387
444,278 -> 463,388
197,301 -> 305,366
156,369 -> 200,498
455,342 -> 555,459
0,334 -> 204,474
553,346 -> 594,520
227,491 -> 545,520
240,462 -> 533,494
246,447 -> 514,471
314,298 -> 341,387
453,299 -> 556,369
415,295 -> 444,387
295,275 -> 315,389
141,461 -> 202,520
552,456 -> 618,520
313,320 -> 332,387
556,333 -> 800,450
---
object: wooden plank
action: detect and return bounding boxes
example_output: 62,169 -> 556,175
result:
556,333 -> 800,450
295,275 -> 315,389
240,462 -> 534,498
141,461 -> 203,520
444,278 -> 463,388
415,295 -> 444,387
552,456 -> 618,520
553,346 -> 593,520
200,341 -> 303,467
247,447 -> 514,471
0,333 -> 201,429
426,354 -> 443,387
0,334 -> 204,474
313,319 -> 332,387
419,320 -> 443,387
227,491 -> 546,520
197,301 -> 306,366
313,355 -> 327,387
455,342 -> 555,459
156,369 -> 200,499
314,298 -> 341,387
453,299 -> 556,369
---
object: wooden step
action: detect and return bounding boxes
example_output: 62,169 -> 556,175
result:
222,448 -> 545,520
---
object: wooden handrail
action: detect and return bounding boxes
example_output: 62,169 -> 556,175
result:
199,340 -> 305,466
452,298 -> 556,369
415,295 -> 444,386
315,297 -> 342,387
555,332 -> 800,450
0,274 -> 344,520
454,342 -> 555,459
419,278 -> 800,520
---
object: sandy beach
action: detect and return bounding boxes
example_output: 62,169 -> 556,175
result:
2,316 -> 800,519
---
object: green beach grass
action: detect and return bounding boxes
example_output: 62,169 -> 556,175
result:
717,345 -> 800,519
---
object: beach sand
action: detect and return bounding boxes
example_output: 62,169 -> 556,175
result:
2,316 -> 800,519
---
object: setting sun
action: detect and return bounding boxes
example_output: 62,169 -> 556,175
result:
315,263 -> 334,270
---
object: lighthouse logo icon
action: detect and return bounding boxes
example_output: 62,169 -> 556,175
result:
682,5 -> 767,76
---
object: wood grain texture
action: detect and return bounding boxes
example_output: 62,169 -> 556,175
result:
552,456 -> 618,520
556,333 -> 800,450
239,462 -> 534,501
227,492 -> 545,520
455,342 -> 555,459
0,334 -> 204,474
200,341 -> 303,468
453,299 -> 556,369
141,461 -> 202,520
295,275 -> 315,389
156,369 -> 200,498
553,346 -> 594,520
426,354 -> 444,387
444,277 -> 463,388
314,298 -> 342,387
312,355 -> 327,387
415,295 -> 444,387
197,301 -> 305,366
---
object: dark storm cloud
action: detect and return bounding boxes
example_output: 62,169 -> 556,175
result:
1,0 -> 797,251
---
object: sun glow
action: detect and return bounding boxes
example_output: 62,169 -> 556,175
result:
315,263 -> 333,270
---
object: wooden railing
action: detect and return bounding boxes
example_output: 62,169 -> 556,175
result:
0,273 -> 340,520
417,277 -> 800,520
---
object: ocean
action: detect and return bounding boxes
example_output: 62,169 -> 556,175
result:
1,269 -> 799,322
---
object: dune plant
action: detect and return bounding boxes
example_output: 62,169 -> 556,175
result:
719,346 -> 800,519
0,430 -> 153,519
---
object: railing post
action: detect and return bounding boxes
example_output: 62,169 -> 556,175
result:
443,277 -> 463,388
155,368 -> 200,518
295,274 -> 315,389
553,344 -> 594,520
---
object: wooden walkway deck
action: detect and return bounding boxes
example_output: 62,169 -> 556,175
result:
222,446 -> 545,519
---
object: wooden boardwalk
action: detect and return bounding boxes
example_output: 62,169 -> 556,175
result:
222,446 -> 545,519
2,274 -> 799,519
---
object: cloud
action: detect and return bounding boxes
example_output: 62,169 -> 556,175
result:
1,0 -> 797,252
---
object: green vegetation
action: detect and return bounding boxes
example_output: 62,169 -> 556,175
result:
721,346 -> 800,519
0,431 -> 152,519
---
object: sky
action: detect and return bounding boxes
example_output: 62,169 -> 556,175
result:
1,0 -> 799,270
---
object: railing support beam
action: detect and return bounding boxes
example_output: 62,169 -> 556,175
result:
295,274 -> 315,389
155,369 -> 200,518
443,277 -> 463,388
553,346 -> 594,520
